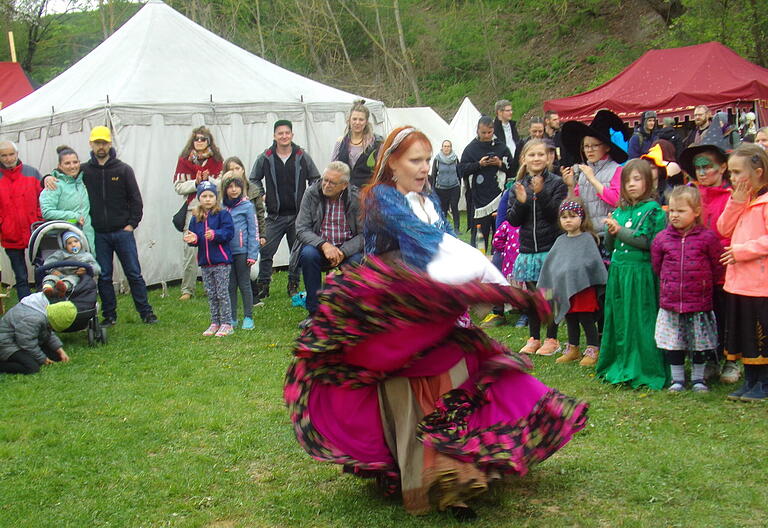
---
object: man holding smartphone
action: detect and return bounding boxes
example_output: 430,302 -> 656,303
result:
460,116 -> 514,251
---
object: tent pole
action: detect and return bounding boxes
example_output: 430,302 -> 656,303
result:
209,94 -> 230,154
8,31 -> 16,63
37,106 -> 55,170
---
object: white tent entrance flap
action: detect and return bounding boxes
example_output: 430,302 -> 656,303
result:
0,0 -> 384,286
449,97 -> 482,156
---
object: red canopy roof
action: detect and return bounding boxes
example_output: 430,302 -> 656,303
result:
0,62 -> 33,110
544,42 -> 768,125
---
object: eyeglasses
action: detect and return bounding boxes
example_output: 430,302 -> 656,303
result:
583,143 -> 604,151
321,179 -> 344,187
194,136 -> 209,142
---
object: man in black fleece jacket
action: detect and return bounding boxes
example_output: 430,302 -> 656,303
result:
460,116 -> 514,251
81,126 -> 156,326
249,120 -> 320,301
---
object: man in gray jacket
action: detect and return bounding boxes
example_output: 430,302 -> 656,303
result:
0,293 -> 72,374
293,161 -> 363,328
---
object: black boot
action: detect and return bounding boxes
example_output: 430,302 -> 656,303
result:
255,281 -> 270,301
728,364 -> 757,401
287,278 -> 300,297
740,365 -> 768,402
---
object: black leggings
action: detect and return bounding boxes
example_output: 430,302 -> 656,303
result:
0,350 -> 41,374
229,253 -> 254,320
664,349 -> 709,365
435,186 -> 461,232
565,311 -> 599,347
526,281 -> 558,340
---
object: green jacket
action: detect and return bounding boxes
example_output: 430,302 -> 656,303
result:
39,168 -> 95,250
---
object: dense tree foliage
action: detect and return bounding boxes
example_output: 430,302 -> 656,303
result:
0,0 -> 763,118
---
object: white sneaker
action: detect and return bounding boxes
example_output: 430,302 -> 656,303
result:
720,361 -> 741,384
215,323 -> 234,337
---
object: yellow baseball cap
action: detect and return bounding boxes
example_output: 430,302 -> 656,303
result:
89,126 -> 112,142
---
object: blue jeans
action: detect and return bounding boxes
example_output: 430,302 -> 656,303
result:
300,245 -> 362,314
5,248 -> 31,300
95,229 -> 152,319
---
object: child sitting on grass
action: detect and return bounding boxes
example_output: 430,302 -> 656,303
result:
0,293 -> 73,374
41,231 -> 100,298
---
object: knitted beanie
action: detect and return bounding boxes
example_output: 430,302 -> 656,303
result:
196,180 -> 218,199
46,301 -> 77,332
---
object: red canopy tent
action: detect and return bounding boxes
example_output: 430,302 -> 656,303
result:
0,62 -> 33,110
544,42 -> 768,126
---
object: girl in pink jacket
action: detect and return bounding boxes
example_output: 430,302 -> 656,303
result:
717,144 -> 768,402
651,186 -> 723,393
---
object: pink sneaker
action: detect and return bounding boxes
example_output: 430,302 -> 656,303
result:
215,323 -> 234,337
519,338 -> 541,354
202,324 -> 219,337
536,338 -> 561,356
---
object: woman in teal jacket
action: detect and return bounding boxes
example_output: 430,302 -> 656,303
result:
39,146 -> 95,250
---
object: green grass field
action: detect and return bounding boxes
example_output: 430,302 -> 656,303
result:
1,270 -> 766,528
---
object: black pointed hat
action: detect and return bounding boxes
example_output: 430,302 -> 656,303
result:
561,110 -> 631,164
678,112 -> 735,178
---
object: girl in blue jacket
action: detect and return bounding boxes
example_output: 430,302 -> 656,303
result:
183,181 -> 234,337
222,171 -> 259,330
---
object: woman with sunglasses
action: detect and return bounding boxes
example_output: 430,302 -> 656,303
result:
173,127 -> 224,300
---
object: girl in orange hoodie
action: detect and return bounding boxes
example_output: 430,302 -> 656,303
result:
717,144 -> 768,401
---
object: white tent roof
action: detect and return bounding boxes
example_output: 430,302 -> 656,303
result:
0,0 -> 381,126
384,106 -> 459,156
449,97 -> 482,155
0,0 -> 385,286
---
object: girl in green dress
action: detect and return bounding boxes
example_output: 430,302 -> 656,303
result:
596,159 -> 669,390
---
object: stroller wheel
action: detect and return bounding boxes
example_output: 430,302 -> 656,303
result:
87,326 -> 96,346
98,325 -> 108,345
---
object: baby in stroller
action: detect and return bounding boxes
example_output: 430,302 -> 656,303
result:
29,221 -> 106,346
41,231 -> 100,299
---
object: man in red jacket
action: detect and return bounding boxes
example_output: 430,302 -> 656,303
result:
0,142 -> 43,300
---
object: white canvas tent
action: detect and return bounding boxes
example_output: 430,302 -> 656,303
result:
384,106 -> 458,156
0,0 -> 384,286
449,97 -> 482,155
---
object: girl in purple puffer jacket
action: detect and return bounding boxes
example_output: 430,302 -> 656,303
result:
651,186 -> 724,392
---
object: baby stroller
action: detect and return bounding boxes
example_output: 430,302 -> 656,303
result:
28,221 -> 107,346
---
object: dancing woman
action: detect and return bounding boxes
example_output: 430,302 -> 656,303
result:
284,127 -> 588,518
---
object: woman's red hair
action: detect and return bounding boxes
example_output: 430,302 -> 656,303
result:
361,126 -> 432,219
